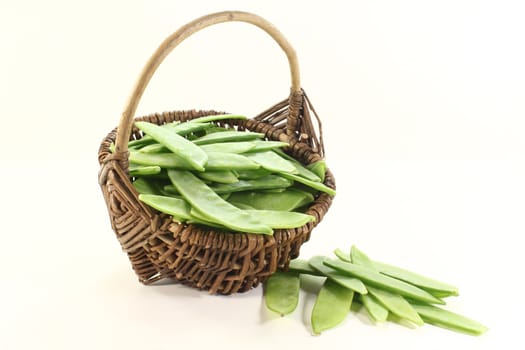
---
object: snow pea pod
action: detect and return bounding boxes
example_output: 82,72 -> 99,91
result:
138,143 -> 169,153
333,248 -> 352,262
132,177 -> 164,195
280,173 -> 335,196
351,247 -> 417,322
227,189 -> 314,211
411,303 -> 488,336
307,160 -> 327,182
138,194 -> 192,221
196,170 -> 238,184
129,122 -> 211,148
135,121 -> 207,171
360,294 -> 389,322
288,259 -> 323,276
271,150 -> 321,182
167,170 -> 272,234
129,165 -> 161,176
372,261 -> 459,297
367,286 -> 424,326
246,140 -> 289,153
200,142 -> 256,154
311,279 -> 354,335
129,151 -> 194,169
193,130 -> 264,145
205,152 -> 260,171
245,210 -> 315,229
210,175 -> 292,194
245,151 -> 297,174
309,256 -> 367,294
235,169 -> 272,180
188,114 -> 247,124
264,271 -> 300,316
323,259 -> 445,305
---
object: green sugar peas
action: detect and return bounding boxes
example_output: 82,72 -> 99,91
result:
120,116 -> 335,235
262,245 -> 486,336
264,271 -> 300,316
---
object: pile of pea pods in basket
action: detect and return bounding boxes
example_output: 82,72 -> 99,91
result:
110,114 -> 335,234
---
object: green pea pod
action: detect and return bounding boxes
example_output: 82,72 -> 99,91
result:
411,303 -> 488,336
245,151 -> 297,174
235,169 -> 273,180
229,188 -> 314,211
311,279 -> 354,335
205,152 -> 260,171
280,173 -> 336,196
246,140 -> 289,153
167,170 -> 272,235
193,130 -> 264,145
350,245 -> 375,269
245,210 -> 315,229
307,160 -> 327,182
210,175 -> 293,194
137,143 -> 169,153
264,271 -> 300,316
361,294 -> 389,323
132,177 -> 164,195
138,194 -> 192,221
367,286 -> 424,326
196,170 -> 238,184
271,150 -> 321,182
333,248 -> 352,263
200,142 -> 256,154
323,259 -> 444,305
129,165 -> 161,176
187,114 -> 247,124
372,261 -> 459,297
135,121 -> 208,171
167,121 -> 213,136
309,256 -> 367,294
288,259 -> 323,276
129,151 -> 195,169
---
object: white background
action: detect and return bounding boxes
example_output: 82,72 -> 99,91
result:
1,0 -> 524,349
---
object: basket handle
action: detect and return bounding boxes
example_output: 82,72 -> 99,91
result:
114,11 -> 301,155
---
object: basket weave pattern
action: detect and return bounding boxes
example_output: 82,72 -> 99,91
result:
97,12 -> 335,294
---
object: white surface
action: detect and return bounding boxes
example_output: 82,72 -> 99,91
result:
1,1 -> 524,349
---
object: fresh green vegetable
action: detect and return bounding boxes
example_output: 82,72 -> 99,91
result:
135,121 -> 208,171
210,175 -> 292,194
309,256 -> 367,294
324,259 -> 444,305
311,279 -> 354,335
287,259 -> 323,276
307,160 -> 327,182
264,271 -> 300,316
227,189 -> 314,212
196,170 -> 238,184
280,173 -> 336,196
167,170 -> 272,234
360,294 -> 389,322
193,130 -> 264,145
129,164 -> 161,176
245,151 -> 297,174
200,141 -> 256,154
411,303 -> 488,336
138,194 -> 192,221
367,286 -> 424,326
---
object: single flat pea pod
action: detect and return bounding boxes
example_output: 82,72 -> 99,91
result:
167,170 -> 272,234
411,303 -> 488,336
187,114 -> 247,124
200,141 -> 256,154
280,173 -> 336,196
138,194 -> 192,221
210,175 -> 293,194
311,279 -> 354,335
193,130 -> 264,145
367,286 -> 424,326
196,170 -> 238,184
129,165 -> 162,177
288,259 -> 323,276
264,271 -> 300,316
205,152 -> 261,171
135,121 -> 208,171
360,294 -> 389,323
307,160 -> 327,182
309,256 -> 367,294
129,151 -> 195,169
245,151 -> 297,174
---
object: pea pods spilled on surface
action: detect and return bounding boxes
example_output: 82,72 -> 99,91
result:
264,271 -> 300,316
324,259 -> 444,305
311,279 -> 354,335
262,245 -> 487,336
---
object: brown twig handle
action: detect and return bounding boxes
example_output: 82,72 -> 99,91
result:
114,11 -> 301,155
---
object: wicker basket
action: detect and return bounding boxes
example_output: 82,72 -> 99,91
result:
98,11 -> 335,294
